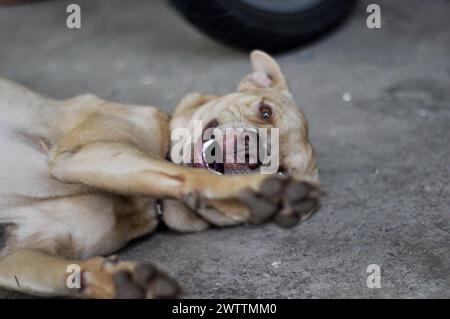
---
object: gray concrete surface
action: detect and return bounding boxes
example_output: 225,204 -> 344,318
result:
0,0 -> 449,298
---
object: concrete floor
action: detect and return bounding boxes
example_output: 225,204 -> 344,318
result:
0,0 -> 449,298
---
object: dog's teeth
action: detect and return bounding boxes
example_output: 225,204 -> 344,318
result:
202,139 -> 215,150
202,139 -> 216,158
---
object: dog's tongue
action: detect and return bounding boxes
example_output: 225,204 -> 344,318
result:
223,163 -> 254,175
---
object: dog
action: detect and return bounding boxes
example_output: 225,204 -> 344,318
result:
0,51 -> 321,298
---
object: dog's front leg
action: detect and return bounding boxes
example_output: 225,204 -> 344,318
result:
50,141 -> 323,227
50,141 -> 265,199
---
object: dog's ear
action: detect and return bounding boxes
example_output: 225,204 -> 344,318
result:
238,50 -> 290,94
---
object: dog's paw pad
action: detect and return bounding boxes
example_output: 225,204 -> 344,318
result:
114,270 -> 146,299
243,176 -> 324,228
260,176 -> 284,198
276,179 -> 322,227
114,262 -> 181,299
149,274 -> 181,299
240,189 -> 278,224
80,258 -> 181,299
272,207 -> 300,228
292,198 -> 319,218
133,263 -> 158,288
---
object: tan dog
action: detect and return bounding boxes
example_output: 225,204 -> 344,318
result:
0,51 -> 321,298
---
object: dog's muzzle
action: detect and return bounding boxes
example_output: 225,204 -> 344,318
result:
193,120 -> 262,175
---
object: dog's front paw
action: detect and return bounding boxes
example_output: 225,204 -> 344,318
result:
239,176 -> 325,228
78,257 -> 181,299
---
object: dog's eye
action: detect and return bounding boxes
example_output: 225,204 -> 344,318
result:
259,103 -> 273,122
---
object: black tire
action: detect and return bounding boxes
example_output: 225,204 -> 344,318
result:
169,0 -> 357,53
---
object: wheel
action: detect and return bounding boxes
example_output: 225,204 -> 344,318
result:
169,0 -> 357,53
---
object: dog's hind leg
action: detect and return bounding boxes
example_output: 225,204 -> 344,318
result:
0,249 -> 181,298
0,249 -> 83,297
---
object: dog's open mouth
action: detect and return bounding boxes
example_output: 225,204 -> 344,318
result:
200,138 -> 262,175
192,120 -> 262,175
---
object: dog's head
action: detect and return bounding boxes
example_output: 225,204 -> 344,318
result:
170,51 -> 318,181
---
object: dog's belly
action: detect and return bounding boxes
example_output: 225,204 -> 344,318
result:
0,124 -> 158,258
0,121 -> 89,202
2,194 -> 121,258
0,122 -> 124,259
